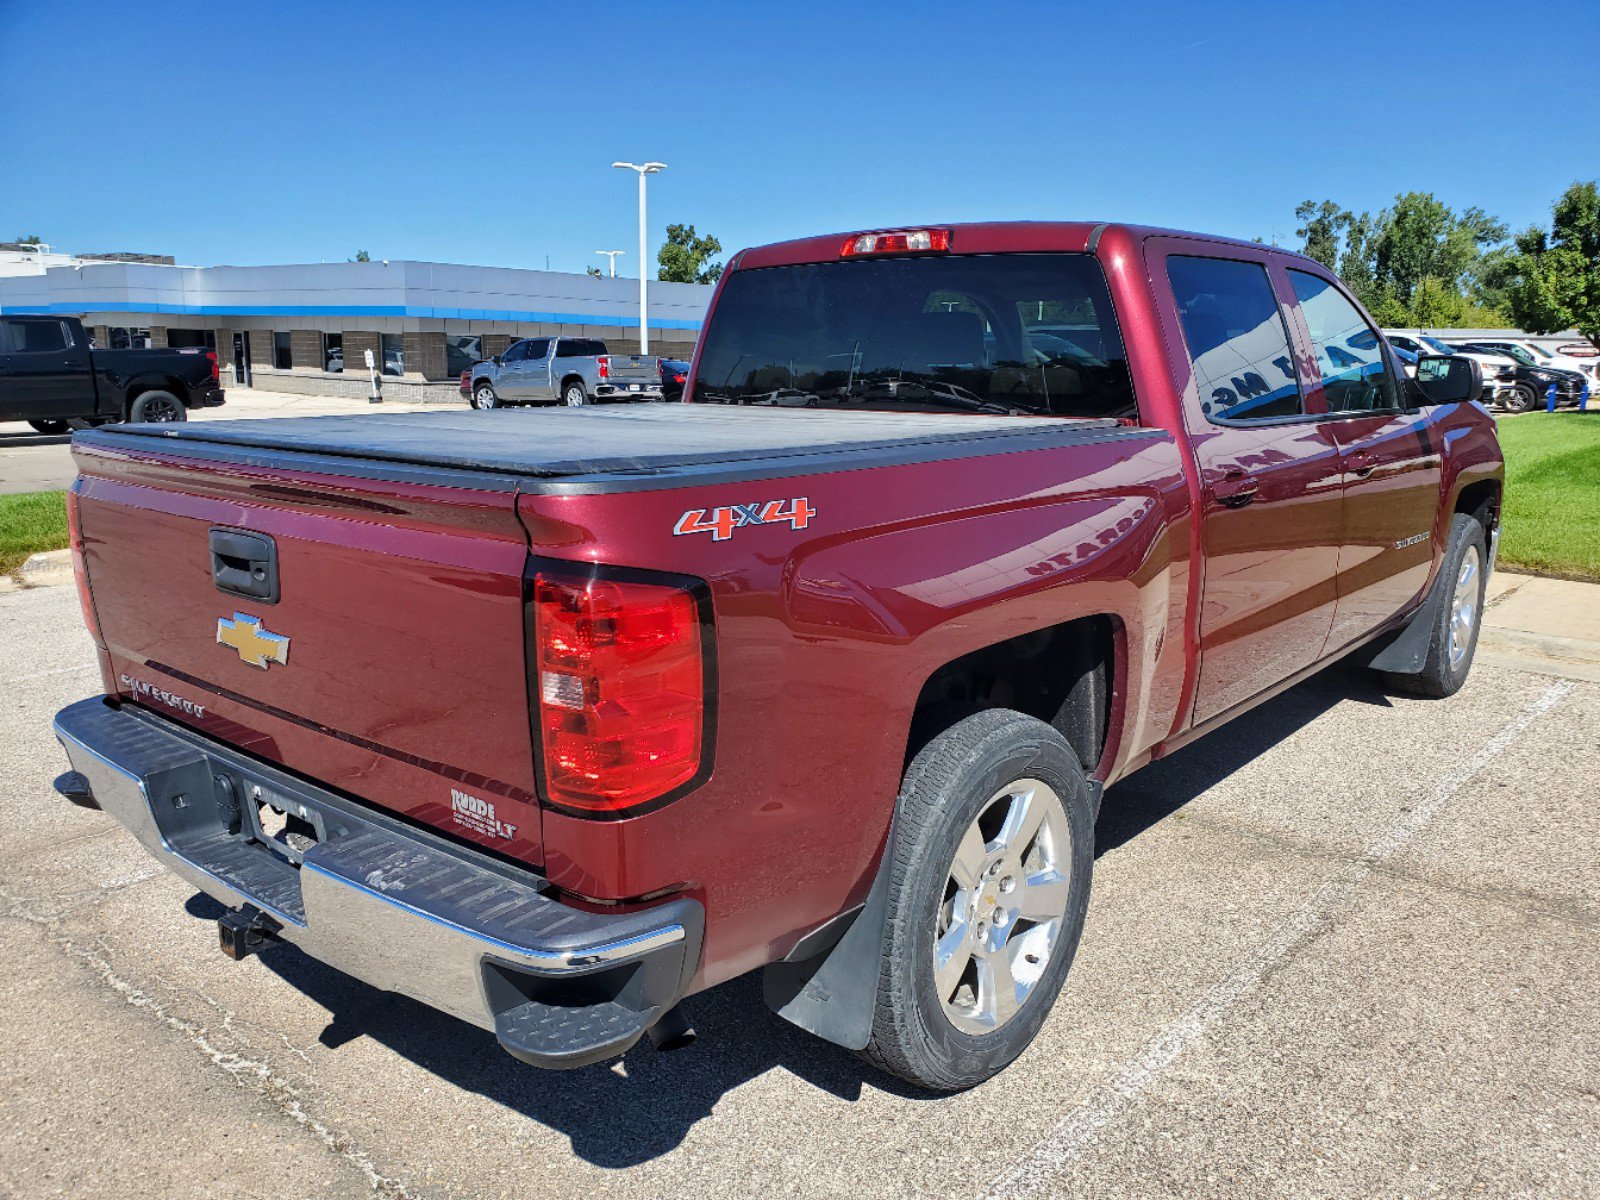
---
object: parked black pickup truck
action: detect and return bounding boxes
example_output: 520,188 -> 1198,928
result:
1,314 -> 225,433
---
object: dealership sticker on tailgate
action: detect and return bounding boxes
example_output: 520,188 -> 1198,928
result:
450,788 -> 518,840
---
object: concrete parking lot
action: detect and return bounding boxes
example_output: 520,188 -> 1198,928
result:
0,389 -> 436,494
1,579 -> 1596,1199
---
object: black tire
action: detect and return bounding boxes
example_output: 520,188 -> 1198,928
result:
127,390 -> 186,423
27,419 -> 70,435
1380,513 -> 1488,698
562,380 -> 587,407
859,709 -> 1094,1091
472,381 -> 499,410
1505,383 -> 1539,414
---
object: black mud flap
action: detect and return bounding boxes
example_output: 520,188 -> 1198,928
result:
1365,559 -> 1452,675
762,821 -> 897,1051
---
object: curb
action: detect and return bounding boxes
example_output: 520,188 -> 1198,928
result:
8,548 -> 73,590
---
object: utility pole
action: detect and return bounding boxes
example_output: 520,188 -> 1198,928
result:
595,250 -> 625,278
611,161 -> 666,354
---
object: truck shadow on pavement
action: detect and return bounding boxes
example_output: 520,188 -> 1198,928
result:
181,660 -> 1392,1168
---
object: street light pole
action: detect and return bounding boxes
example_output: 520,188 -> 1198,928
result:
595,250 -> 624,277
612,160 -> 666,355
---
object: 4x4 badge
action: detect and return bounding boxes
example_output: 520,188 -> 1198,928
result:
217,612 -> 290,669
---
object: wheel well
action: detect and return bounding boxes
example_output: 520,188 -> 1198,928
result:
1455,479 -> 1499,533
561,374 -> 586,393
906,614 -> 1117,776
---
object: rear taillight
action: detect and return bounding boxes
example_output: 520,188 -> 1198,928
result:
530,568 -> 711,816
206,350 -> 219,382
841,228 -> 951,257
672,373 -> 686,385
460,369 -> 471,394
65,488 -> 102,644
597,355 -> 611,379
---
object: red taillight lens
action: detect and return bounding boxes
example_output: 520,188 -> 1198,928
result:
65,488 -> 102,644
840,228 -> 951,257
597,355 -> 611,379
672,373 -> 686,384
532,572 -> 708,815
206,350 -> 219,382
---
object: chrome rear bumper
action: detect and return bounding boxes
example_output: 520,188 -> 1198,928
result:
53,697 -> 702,1069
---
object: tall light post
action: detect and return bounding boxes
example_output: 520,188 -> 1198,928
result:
594,249 -> 625,278
611,161 -> 666,354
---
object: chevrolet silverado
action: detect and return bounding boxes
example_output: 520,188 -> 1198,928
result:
52,222 -> 1499,1091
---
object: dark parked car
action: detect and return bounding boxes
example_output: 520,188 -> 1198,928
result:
1453,342 -> 1589,412
1,315 -> 224,433
659,357 -> 691,401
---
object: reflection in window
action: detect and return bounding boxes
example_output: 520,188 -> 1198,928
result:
1167,257 -> 1303,422
273,331 -> 292,369
324,332 -> 343,372
444,334 -> 482,377
108,326 -> 152,350
1288,270 -> 1396,413
381,333 -> 404,377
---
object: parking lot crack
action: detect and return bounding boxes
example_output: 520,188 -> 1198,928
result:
0,882 -> 421,1200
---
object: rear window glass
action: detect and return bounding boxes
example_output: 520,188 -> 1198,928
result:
691,253 -> 1136,419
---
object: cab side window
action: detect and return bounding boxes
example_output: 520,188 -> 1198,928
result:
5,319 -> 69,353
1288,270 -> 1397,413
503,341 -> 528,363
1166,256 -> 1304,422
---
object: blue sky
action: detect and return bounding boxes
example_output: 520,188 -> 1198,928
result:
3,0 -> 1595,276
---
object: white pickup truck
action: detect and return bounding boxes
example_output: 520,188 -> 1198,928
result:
462,336 -> 662,408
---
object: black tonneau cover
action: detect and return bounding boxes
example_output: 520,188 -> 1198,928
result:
85,406 -> 1126,482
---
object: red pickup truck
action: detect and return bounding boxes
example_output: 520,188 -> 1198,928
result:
52,222 -> 1499,1091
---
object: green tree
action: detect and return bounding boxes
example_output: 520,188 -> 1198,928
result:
12,234 -> 44,247
351,250 -> 371,262
586,265 -> 603,277
1294,200 -> 1350,269
1371,192 -> 1507,307
657,224 -> 723,284
1502,180 -> 1600,353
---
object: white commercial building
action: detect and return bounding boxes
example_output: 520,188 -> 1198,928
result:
0,249 -> 713,401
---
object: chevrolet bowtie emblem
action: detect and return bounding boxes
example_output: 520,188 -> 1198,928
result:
217,612 -> 290,669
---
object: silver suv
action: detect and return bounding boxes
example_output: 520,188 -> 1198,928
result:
464,337 -> 662,408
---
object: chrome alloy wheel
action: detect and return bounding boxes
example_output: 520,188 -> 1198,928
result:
1448,544 -> 1482,669
473,384 -> 497,410
934,778 -> 1073,1034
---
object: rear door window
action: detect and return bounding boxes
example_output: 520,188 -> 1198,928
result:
1287,270 -> 1397,413
691,253 -> 1137,419
6,319 -> 69,354
1165,256 -> 1304,422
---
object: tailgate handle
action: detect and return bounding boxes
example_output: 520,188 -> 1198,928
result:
210,528 -> 279,604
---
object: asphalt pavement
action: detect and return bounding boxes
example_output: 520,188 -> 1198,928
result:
1,579 -> 1596,1199
0,389 -> 435,494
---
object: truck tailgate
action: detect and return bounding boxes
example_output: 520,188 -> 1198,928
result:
71,435 -> 544,866
603,354 -> 659,384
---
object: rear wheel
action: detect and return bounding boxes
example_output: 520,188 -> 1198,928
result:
127,390 -> 186,423
1380,513 -> 1487,698
472,382 -> 499,410
860,709 -> 1094,1091
27,419 -> 70,435
563,380 -> 587,406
